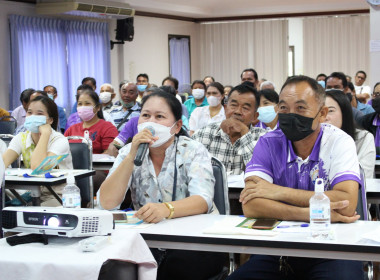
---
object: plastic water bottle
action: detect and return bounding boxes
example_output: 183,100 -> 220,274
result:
309,178 -> 330,239
62,173 -> 81,208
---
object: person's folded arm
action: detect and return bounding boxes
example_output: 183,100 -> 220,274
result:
242,176 -> 359,217
243,198 -> 359,223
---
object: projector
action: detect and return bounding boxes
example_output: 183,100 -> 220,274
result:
2,206 -> 114,237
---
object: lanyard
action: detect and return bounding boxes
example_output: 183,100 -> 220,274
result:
171,138 -> 178,201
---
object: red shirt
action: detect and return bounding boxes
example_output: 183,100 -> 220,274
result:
64,119 -> 118,154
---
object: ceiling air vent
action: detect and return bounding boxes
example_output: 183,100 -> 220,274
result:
36,0 -> 135,19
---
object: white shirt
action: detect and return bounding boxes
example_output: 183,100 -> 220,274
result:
189,106 -> 226,132
0,139 -> 7,155
354,84 -> 371,96
8,129 -> 73,170
11,105 -> 26,129
355,129 -> 375,179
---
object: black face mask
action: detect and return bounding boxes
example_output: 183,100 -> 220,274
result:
279,113 -> 319,142
372,98 -> 380,114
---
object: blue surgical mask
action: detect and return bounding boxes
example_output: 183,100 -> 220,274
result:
24,115 -> 47,133
137,84 -> 147,92
257,106 -> 277,124
48,94 -> 54,100
317,80 -> 325,89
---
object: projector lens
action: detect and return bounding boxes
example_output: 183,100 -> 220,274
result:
47,216 -> 60,227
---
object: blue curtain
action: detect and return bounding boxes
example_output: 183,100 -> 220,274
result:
169,38 -> 191,87
9,15 -> 68,110
9,15 -> 110,112
66,20 -> 110,107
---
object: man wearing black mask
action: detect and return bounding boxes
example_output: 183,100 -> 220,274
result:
228,75 -> 363,280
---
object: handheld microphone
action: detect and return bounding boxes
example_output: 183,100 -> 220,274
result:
134,126 -> 155,166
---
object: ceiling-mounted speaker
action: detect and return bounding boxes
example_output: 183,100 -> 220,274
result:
116,18 -> 134,42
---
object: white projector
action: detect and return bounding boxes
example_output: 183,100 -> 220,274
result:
2,206 -> 114,237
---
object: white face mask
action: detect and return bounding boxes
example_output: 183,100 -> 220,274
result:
192,89 -> 205,100
207,95 -> 220,107
137,121 -> 177,148
99,91 -> 112,104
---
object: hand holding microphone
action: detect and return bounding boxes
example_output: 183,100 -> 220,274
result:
134,126 -> 155,166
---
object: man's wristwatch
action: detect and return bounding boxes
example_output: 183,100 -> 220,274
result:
163,202 -> 175,219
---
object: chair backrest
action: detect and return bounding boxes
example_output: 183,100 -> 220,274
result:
357,164 -> 369,221
0,116 -> 17,135
211,157 -> 230,215
67,136 -> 93,208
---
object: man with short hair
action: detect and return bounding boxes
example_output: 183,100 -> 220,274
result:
162,76 -> 189,118
82,77 -> 96,91
260,81 -> 275,91
99,83 -> 116,111
354,70 -> 371,103
192,83 -> 266,175
228,75 -> 363,280
44,85 -> 67,133
240,68 -> 259,89
136,73 -> 149,102
11,88 -> 35,131
326,72 -> 373,120
108,82 -> 141,131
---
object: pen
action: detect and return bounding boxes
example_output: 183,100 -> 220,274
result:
277,223 -> 309,228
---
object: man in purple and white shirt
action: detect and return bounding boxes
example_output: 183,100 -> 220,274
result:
228,76 -> 363,280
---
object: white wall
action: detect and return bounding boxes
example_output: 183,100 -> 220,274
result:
110,16 -> 200,92
0,1 -> 36,110
288,18 -> 304,75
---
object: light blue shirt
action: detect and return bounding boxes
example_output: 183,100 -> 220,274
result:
108,103 -> 141,131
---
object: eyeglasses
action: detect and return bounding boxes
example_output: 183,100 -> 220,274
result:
373,92 -> 380,98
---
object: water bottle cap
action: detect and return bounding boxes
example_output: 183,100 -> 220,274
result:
315,178 -> 324,192
67,173 -> 76,184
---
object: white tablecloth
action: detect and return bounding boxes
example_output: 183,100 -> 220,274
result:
0,230 -> 157,280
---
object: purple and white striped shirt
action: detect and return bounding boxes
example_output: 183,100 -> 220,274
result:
245,123 -> 361,191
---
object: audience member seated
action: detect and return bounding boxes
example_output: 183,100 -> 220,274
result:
260,80 -> 276,91
3,96 -> 73,206
162,76 -> 189,116
192,83 -> 266,175
354,70 -> 371,104
255,89 -> 279,131
324,90 -> 375,178
189,82 -> 226,136
65,89 -> 118,194
356,82 -> 380,155
184,80 -> 208,118
66,85 -> 116,130
44,85 -> 67,133
99,83 -> 116,112
240,68 -> 259,90
16,90 -> 49,134
159,86 -> 189,130
229,75 -> 363,280
11,88 -> 35,132
108,82 -> 141,131
203,75 -> 215,87
71,77 -> 97,114
136,73 -> 149,103
106,87 -> 188,157
326,72 -> 365,123
347,81 -> 374,115
98,90 -> 224,280
64,88 -> 118,154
